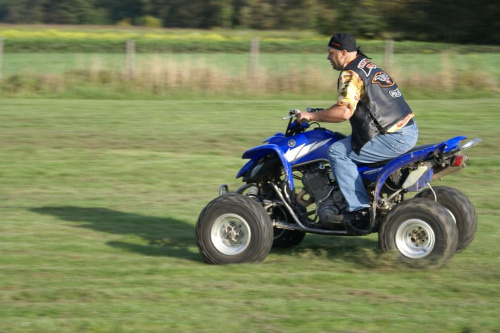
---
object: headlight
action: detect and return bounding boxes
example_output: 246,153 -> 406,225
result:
250,161 -> 264,178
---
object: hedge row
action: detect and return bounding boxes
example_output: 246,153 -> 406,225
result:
2,37 -> 500,54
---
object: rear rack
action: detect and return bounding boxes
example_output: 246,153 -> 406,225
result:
442,137 -> 482,158
459,137 -> 482,151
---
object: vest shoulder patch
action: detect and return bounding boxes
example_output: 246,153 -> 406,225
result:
371,71 -> 395,87
357,58 -> 378,77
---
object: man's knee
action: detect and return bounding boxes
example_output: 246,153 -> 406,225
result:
329,141 -> 346,160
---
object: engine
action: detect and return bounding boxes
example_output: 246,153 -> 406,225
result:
300,165 -> 346,224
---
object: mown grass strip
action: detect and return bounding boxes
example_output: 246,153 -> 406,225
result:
1,26 -> 499,53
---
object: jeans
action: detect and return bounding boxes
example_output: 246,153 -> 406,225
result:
328,121 -> 419,212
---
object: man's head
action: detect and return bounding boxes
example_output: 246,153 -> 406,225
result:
328,33 -> 358,52
327,33 -> 359,71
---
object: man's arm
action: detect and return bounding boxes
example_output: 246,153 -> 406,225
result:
297,104 -> 352,124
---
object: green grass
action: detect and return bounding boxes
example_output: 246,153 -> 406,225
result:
2,52 -> 499,77
1,98 -> 499,332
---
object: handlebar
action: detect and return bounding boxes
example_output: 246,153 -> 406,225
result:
282,108 -> 301,120
283,107 -> 323,137
282,107 -> 323,120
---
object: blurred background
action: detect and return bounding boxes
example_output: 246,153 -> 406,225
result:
0,0 -> 498,43
0,0 -> 498,99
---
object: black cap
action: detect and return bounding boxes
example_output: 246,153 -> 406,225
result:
328,32 -> 371,59
328,33 -> 357,52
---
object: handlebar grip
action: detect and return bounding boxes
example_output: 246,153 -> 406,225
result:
300,118 -> 309,125
306,107 -> 324,112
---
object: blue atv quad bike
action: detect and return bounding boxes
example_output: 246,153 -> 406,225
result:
196,108 -> 481,268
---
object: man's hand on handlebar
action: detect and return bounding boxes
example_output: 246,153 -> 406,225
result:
296,111 -> 311,124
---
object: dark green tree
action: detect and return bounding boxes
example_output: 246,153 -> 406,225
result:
317,0 -> 386,38
143,0 -> 208,28
274,0 -> 321,30
0,0 -> 13,21
0,0 -> 497,45
204,0 -> 234,28
237,0 -> 277,29
4,0 -> 45,23
384,0 -> 500,44
95,0 -> 143,24
43,0 -> 109,24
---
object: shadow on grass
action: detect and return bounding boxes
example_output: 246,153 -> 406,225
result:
31,206 -> 388,267
31,206 -> 202,262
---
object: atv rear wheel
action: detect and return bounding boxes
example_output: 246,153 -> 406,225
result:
196,193 -> 273,264
379,198 -> 458,268
416,186 -> 477,253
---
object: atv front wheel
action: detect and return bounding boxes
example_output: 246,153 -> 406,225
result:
416,186 -> 477,253
196,193 -> 273,264
379,198 -> 458,268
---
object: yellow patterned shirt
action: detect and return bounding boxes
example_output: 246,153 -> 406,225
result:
337,70 -> 364,115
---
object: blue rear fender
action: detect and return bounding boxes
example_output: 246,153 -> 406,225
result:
366,136 -> 468,199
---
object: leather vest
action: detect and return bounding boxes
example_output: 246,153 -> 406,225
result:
342,56 -> 413,153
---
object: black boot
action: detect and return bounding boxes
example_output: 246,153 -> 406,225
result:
314,208 -> 369,229
340,208 -> 370,223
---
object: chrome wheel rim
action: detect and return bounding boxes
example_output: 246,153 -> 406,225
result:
211,214 -> 251,255
395,219 -> 435,259
445,208 -> 457,224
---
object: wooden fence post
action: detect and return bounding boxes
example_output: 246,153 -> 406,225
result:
126,40 -> 135,79
384,38 -> 394,71
248,37 -> 259,80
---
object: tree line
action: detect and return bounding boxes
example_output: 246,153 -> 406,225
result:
0,0 -> 498,45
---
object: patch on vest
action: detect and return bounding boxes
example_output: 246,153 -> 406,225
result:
389,88 -> 402,98
371,72 -> 395,87
357,59 -> 378,77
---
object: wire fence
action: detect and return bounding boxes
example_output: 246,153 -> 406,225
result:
0,37 -> 498,97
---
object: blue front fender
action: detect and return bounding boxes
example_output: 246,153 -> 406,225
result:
236,144 -> 295,190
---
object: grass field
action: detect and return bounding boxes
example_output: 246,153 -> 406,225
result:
1,52 -> 499,100
3,53 -> 499,76
3,52 -> 500,79
1,98 -> 499,332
